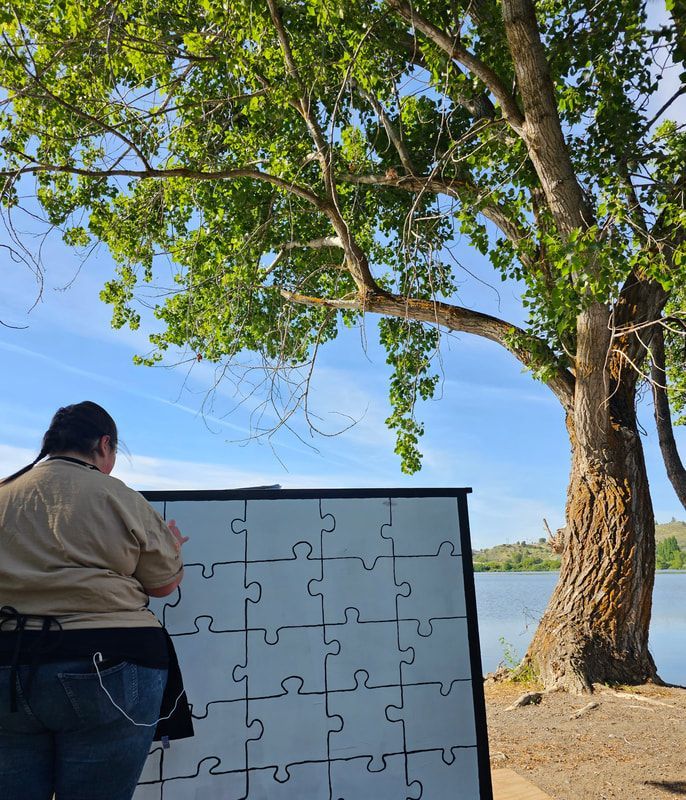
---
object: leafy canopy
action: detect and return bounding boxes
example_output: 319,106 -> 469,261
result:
0,0 -> 683,469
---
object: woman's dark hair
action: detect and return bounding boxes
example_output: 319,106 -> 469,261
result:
1,401 -> 118,486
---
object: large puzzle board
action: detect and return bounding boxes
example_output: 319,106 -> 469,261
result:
136,488 -> 491,800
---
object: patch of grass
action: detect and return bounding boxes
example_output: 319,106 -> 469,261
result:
497,637 -> 540,685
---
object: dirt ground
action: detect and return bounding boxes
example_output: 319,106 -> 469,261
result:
485,680 -> 686,800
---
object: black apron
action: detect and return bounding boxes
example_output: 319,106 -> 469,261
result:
0,606 -> 193,742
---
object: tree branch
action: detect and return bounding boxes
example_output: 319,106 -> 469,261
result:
645,85 -> 686,130
612,275 -> 669,387
612,168 -> 683,382
264,236 -> 344,274
2,29 -> 153,170
358,87 -> 416,175
500,0 -> 594,234
386,0 -> 525,132
651,323 -> 686,510
342,171 -> 535,262
265,0 -> 380,296
0,159 -> 330,210
281,287 -> 575,408
395,29 -> 497,121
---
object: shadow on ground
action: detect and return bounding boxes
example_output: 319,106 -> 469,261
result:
644,781 -> 686,796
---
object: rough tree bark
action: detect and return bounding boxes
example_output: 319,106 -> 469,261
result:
524,420 -> 658,691
524,304 -> 659,691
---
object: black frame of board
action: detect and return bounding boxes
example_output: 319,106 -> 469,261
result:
141,486 -> 492,800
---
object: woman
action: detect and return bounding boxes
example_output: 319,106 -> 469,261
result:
0,401 -> 192,800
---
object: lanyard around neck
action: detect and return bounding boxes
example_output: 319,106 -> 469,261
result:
47,455 -> 100,471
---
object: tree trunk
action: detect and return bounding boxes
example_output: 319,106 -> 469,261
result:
524,304 -> 659,692
651,324 -> 686,510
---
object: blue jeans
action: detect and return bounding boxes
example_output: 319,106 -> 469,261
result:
0,659 -> 167,800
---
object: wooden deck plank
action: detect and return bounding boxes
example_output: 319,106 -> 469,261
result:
491,768 -> 555,800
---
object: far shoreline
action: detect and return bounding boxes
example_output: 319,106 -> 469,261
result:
473,567 -> 686,574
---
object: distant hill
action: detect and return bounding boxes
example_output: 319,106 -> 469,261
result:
655,519 -> 686,548
473,520 -> 686,572
472,541 -> 560,572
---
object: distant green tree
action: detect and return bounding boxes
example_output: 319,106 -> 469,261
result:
656,535 -> 684,569
670,553 -> 684,570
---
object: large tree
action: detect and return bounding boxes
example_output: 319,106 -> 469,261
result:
0,0 -> 684,691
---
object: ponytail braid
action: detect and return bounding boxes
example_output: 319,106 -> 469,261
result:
0,447 -> 49,486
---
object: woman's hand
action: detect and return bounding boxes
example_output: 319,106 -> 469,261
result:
167,519 -> 189,552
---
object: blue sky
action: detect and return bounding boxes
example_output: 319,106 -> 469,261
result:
3,213 -> 685,550
1,9 -> 684,548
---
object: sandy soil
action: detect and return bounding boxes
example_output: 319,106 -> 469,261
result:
485,680 -> 686,799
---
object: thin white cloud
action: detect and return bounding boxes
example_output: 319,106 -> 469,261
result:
0,340 -> 372,472
0,440 -> 564,548
0,443 -> 384,493
0,340 -> 125,388
0,339 -> 413,480
113,453 -> 296,491
0,444 -> 262,489
0,256 -> 154,354
442,377 -> 558,407
0,402 -> 46,443
0,340 -> 254,438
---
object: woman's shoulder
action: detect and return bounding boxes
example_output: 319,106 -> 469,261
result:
100,473 -> 163,519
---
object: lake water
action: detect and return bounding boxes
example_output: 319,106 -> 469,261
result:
474,571 -> 686,685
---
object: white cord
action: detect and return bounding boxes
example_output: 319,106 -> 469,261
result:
92,652 -> 186,728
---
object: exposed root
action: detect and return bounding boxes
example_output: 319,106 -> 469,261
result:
571,700 -> 599,719
602,690 -> 675,708
505,691 -> 543,711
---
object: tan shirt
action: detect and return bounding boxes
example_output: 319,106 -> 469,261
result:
0,458 -> 183,629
